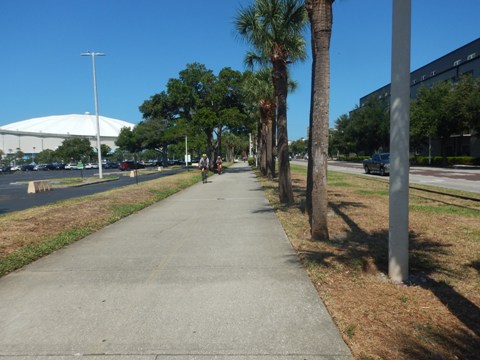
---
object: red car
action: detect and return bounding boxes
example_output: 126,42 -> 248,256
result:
118,161 -> 145,171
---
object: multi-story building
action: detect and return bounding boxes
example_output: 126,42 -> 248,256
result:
359,37 -> 480,157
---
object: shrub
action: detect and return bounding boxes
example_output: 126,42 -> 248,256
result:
410,156 -> 480,166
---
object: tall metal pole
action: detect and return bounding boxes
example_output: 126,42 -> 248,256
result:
389,0 -> 411,283
185,135 -> 189,169
81,51 -> 105,179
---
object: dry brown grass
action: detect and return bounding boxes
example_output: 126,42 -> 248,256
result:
260,168 -> 480,360
0,171 -> 200,267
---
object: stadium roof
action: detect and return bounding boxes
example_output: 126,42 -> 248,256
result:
0,114 -> 135,137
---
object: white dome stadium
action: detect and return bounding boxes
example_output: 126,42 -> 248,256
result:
0,114 -> 136,154
0,114 -> 134,137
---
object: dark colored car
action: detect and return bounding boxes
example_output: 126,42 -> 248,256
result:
363,153 -> 390,176
118,161 -> 146,171
21,164 -> 36,171
167,159 -> 183,166
0,165 -> 12,173
103,161 -> 119,169
51,162 -> 66,170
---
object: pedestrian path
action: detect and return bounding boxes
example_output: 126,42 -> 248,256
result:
0,162 -> 352,359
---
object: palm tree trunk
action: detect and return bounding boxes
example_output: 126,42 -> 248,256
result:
271,102 -> 277,178
260,100 -> 275,179
273,59 -> 294,203
306,0 -> 333,240
258,106 -> 268,175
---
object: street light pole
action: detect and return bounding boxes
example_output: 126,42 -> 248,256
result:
81,51 -> 105,179
389,0 -> 411,283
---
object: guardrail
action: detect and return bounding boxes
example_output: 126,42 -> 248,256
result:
27,180 -> 53,194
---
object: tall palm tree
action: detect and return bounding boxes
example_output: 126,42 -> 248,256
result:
236,0 -> 308,203
305,0 -> 334,240
243,69 -> 276,178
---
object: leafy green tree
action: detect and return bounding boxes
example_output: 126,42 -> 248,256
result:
100,144 -> 111,159
140,63 -> 249,163
55,138 -> 93,163
236,0 -> 307,203
452,75 -> 480,134
115,127 -> 142,154
222,132 -> 249,162
411,81 -> 460,156
330,114 -> 355,156
35,149 -> 56,164
289,138 -> 308,158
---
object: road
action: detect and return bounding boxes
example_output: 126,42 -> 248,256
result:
0,167 -> 188,215
291,160 -> 480,194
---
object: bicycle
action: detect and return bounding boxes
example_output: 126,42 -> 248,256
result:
201,167 -> 208,183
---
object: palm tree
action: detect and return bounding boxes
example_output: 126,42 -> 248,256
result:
243,68 -> 276,178
236,0 -> 308,203
305,0 -> 334,240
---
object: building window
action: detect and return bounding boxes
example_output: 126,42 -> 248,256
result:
412,79 -> 417,84
467,53 -> 476,60
453,59 -> 462,66
431,70 -> 436,76
421,75 -> 426,81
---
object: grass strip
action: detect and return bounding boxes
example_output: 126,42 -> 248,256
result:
0,171 -> 201,277
0,227 -> 94,277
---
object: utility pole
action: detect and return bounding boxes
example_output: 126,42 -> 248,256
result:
81,51 -> 105,179
389,0 -> 411,283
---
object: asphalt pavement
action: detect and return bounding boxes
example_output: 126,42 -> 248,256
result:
292,160 -> 480,194
0,161 -> 352,359
0,167 -> 187,214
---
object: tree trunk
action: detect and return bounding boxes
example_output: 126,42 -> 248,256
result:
273,59 -> 294,204
271,102 -> 277,178
261,100 -> 275,179
257,104 -> 268,176
306,0 -> 333,241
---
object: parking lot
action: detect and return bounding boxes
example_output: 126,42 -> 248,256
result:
0,167 -> 187,214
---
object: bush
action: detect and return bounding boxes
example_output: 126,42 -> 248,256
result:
248,157 -> 255,166
410,156 -> 480,166
335,155 -> 370,162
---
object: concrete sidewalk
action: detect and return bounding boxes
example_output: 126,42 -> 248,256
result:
0,162 -> 352,359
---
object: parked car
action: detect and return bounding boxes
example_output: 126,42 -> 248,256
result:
118,161 -> 146,171
34,164 -> 49,171
51,162 -> 66,170
103,161 -> 119,169
21,164 -> 36,171
0,165 -> 12,173
10,165 -> 21,171
362,153 -> 390,176
167,159 -> 183,166
45,163 -> 58,170
64,163 -> 77,170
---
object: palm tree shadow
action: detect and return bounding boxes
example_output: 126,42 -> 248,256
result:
297,198 -> 480,350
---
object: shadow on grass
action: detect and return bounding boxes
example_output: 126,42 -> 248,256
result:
262,176 -> 479,358
330,200 -> 479,338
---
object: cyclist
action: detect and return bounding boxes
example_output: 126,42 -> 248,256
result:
199,153 -> 210,183
216,156 -> 223,175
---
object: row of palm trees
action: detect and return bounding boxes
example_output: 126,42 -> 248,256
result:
235,0 -> 334,241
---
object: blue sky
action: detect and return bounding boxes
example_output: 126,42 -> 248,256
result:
1,0 -> 479,140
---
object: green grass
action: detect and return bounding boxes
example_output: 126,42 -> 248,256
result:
0,171 -> 202,277
355,189 -> 390,196
410,204 -> 480,217
0,227 -> 94,277
290,164 -> 307,176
